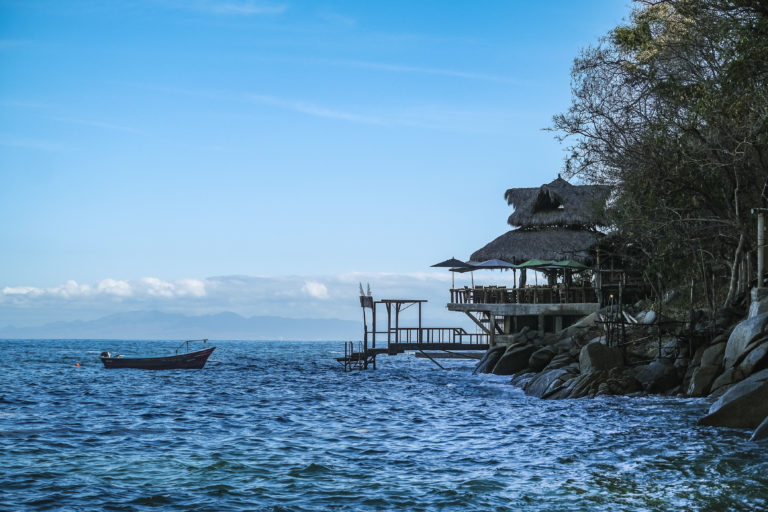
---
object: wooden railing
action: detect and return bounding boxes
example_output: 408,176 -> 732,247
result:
393,327 -> 488,345
449,286 -> 597,305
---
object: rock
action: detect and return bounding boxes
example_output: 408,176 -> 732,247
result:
699,369 -> 768,429
700,342 -> 726,367
525,368 -> 571,398
715,307 -> 743,330
749,289 -> 768,319
636,360 -> 679,393
579,342 -> 623,374
492,344 -> 537,375
473,345 -> 506,374
562,312 -> 599,337
642,310 -> 657,325
567,371 -> 607,399
723,313 -> 768,369
543,353 -> 576,371
750,415 -> 768,441
528,346 -> 556,372
709,367 -> 744,396
735,338 -> 768,378
660,337 -> 682,360
555,336 -> 575,354
687,365 -> 721,397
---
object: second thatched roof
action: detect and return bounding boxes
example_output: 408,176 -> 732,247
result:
505,175 -> 610,228
470,228 -> 603,265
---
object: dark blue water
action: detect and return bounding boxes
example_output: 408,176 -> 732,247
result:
1,339 -> 766,511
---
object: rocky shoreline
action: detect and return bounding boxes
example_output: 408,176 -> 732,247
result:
474,291 -> 768,441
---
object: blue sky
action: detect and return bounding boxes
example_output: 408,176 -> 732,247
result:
0,0 -> 633,328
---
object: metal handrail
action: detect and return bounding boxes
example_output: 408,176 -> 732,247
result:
175,338 -> 208,355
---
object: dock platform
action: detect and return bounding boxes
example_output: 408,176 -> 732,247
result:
338,295 -> 489,370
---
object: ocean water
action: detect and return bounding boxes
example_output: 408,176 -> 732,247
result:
1,339 -> 766,512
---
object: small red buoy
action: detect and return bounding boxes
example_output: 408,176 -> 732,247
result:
75,362 -> 80,367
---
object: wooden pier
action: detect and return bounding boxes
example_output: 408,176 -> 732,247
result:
337,295 -> 489,370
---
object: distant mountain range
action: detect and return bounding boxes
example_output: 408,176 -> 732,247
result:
0,310 -> 361,341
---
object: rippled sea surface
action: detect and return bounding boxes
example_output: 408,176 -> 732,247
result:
1,339 -> 767,511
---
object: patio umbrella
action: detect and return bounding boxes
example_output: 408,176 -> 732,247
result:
517,259 -> 555,287
552,259 -> 588,269
471,259 -> 517,269
517,258 -> 554,268
431,257 -> 474,288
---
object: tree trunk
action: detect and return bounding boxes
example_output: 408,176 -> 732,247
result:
724,232 -> 747,307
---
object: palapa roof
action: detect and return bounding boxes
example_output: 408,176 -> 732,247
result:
470,228 -> 603,265
505,175 -> 610,228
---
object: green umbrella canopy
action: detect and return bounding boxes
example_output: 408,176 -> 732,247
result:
552,259 -> 589,270
517,258 -> 554,268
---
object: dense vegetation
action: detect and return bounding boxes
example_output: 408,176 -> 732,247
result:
554,0 -> 768,308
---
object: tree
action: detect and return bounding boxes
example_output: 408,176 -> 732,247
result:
553,0 -> 768,307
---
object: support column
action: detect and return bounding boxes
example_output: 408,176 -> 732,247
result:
759,212 -> 765,288
489,313 -> 496,347
538,314 -> 545,334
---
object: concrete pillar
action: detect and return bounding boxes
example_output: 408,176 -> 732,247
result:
538,314 -> 545,334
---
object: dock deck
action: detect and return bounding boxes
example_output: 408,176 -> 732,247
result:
338,296 -> 489,370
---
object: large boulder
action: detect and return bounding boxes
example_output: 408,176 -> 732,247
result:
528,346 -> 557,372
723,313 -> 768,369
492,344 -> 537,375
525,368 -> 573,398
701,342 -> 726,367
636,360 -> 679,394
736,338 -> 768,377
579,342 -> 623,374
567,371 -> 608,399
750,415 -> 768,441
687,365 -> 721,397
473,345 -> 506,374
709,367 -> 744,397
749,289 -> 768,319
699,369 -> 768,429
543,353 -> 577,371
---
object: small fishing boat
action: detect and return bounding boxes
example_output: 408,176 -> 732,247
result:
100,339 -> 216,370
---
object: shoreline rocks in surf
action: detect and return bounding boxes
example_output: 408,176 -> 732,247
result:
474,292 -> 768,441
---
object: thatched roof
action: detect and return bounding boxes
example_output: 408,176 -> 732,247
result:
470,228 -> 603,265
505,175 -> 610,228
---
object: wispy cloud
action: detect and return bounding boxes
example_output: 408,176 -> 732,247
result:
0,272 -> 489,326
2,101 -> 142,134
47,116 -> 142,134
320,58 -> 522,85
0,135 -> 72,152
317,11 -> 356,27
301,281 -> 329,300
156,0 -> 287,16
2,277 -> 208,301
246,94 -> 385,125
127,84 -> 510,133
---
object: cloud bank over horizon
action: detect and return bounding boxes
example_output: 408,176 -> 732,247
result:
0,271 -> 516,330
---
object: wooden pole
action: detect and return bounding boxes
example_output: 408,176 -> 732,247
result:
418,302 -> 422,343
759,212 -> 765,288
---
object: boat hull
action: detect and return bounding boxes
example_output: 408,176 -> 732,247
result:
101,347 -> 216,370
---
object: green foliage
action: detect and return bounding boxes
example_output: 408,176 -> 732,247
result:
553,0 -> 768,305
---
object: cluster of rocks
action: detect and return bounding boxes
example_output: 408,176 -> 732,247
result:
474,292 -> 768,441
